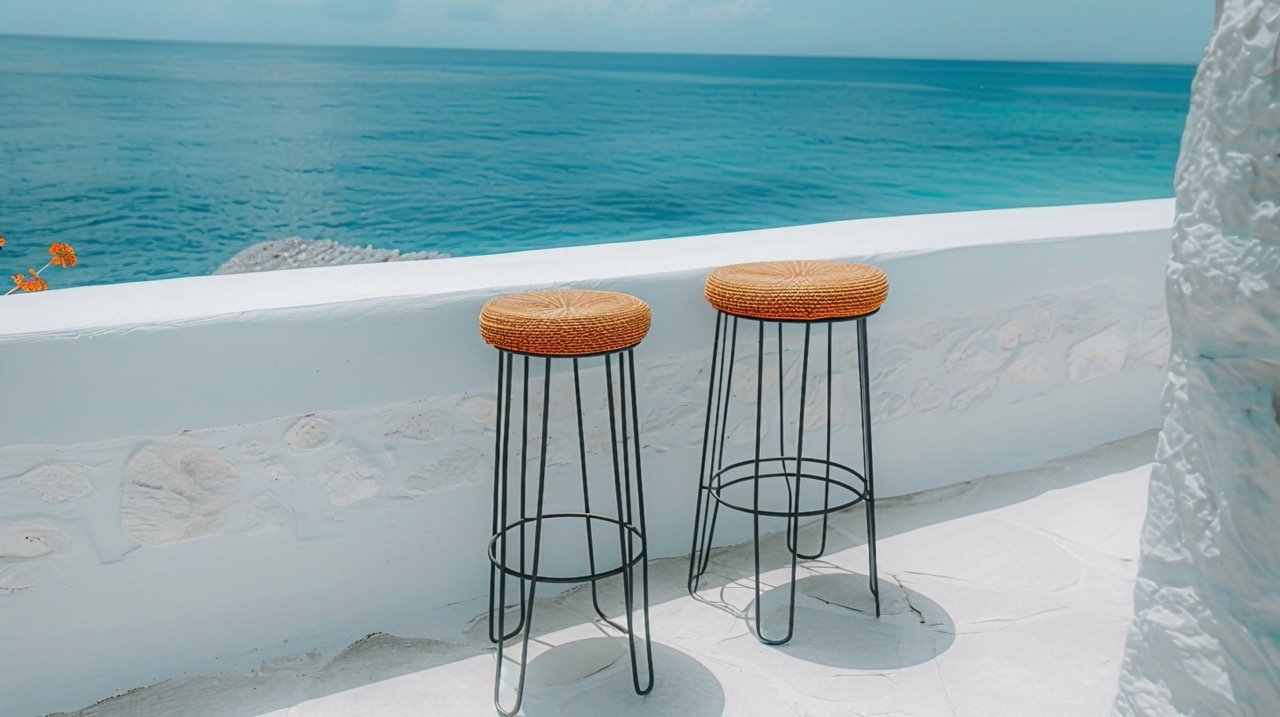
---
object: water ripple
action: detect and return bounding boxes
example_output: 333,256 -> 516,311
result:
0,37 -> 1193,288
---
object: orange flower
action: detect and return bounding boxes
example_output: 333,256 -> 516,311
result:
49,242 -> 76,268
11,272 -> 48,292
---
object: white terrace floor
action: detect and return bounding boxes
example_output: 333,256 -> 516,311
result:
60,432 -> 1156,717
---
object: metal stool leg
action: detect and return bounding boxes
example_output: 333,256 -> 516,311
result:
493,357 -> 552,717
572,357 -> 619,630
614,350 -> 654,693
488,353 -> 508,643
754,321 -> 812,645
789,322 -> 835,560
857,318 -> 880,617
751,320 -> 798,644
689,314 -> 736,593
604,352 -> 654,693
489,353 -> 527,644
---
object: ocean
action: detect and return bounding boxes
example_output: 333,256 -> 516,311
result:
0,35 -> 1194,288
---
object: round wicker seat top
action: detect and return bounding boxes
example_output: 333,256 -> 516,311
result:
704,260 -> 888,321
479,289 -> 651,357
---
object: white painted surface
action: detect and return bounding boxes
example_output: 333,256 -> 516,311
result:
0,199 -> 1170,340
1115,3 -> 1280,715
55,432 -> 1159,717
0,201 -> 1173,715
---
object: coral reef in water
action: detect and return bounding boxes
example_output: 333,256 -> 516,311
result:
215,237 -> 444,274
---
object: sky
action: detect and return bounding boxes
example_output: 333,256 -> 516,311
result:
0,0 -> 1213,64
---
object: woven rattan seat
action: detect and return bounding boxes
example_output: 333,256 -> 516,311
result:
704,260 -> 888,321
479,289 -> 651,357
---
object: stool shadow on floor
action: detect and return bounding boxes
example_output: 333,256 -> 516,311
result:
520,638 -> 725,716
683,513 -> 873,623
745,571 -> 954,670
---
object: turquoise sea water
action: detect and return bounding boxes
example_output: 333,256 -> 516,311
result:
1,35 -> 1194,288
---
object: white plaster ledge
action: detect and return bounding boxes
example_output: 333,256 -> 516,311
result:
0,199 -> 1172,339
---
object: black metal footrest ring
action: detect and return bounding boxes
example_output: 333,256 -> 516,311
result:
487,511 -> 646,584
708,456 -> 867,518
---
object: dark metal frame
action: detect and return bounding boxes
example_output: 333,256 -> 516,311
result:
487,347 -> 654,716
687,311 -> 880,645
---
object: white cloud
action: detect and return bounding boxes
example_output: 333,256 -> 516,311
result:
248,0 -> 396,21
489,0 -> 769,26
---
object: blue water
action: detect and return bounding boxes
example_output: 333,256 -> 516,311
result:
0,35 -> 1194,288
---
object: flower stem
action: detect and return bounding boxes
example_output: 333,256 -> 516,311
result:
5,260 -> 53,296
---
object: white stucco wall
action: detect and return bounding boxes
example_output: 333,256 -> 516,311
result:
1114,2 -> 1280,715
1,200 -> 1171,716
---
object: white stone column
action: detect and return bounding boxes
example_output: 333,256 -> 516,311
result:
1114,1 -> 1280,715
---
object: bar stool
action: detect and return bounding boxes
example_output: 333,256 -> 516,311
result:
479,289 -> 655,715
686,260 -> 889,645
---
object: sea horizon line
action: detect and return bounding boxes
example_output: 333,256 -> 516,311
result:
0,32 -> 1198,69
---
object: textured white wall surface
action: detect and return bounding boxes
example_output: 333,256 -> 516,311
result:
1114,2 -> 1280,716
0,201 -> 1172,716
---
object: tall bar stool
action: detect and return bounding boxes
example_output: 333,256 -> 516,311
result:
479,289 -> 655,716
687,260 -> 889,645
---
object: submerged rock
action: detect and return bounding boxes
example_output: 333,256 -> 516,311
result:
214,237 -> 445,274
